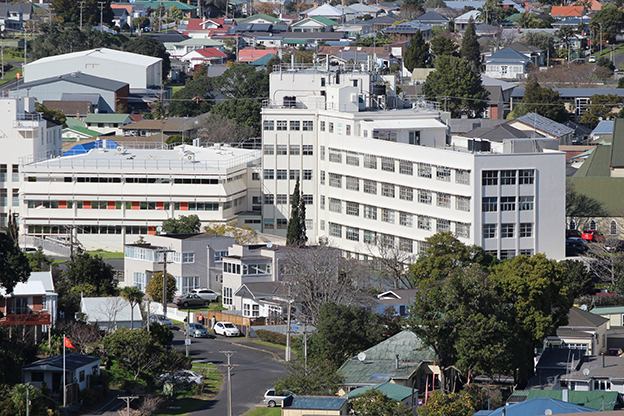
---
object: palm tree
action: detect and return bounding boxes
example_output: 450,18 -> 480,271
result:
121,286 -> 144,330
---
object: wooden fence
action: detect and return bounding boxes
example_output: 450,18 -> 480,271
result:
195,311 -> 253,337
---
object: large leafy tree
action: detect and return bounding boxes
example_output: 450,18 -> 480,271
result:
211,98 -> 262,137
351,389 -> 413,416
0,233 -> 31,294
305,302 -> 385,368
286,178 -> 307,247
422,56 -> 489,118
589,4 -> 624,43
52,0 -> 114,27
65,251 -> 117,295
580,94 -> 623,127
273,357 -> 344,396
168,76 -> 215,117
30,22 -> 124,60
216,64 -> 269,99
123,36 -> 171,82
25,247 -> 52,272
418,386 -> 488,416
146,272 -> 177,304
430,35 -> 458,58
162,214 -> 201,234
508,76 -> 567,122
460,18 -> 480,69
566,181 -> 607,229
403,30 -> 431,72
103,327 -> 166,380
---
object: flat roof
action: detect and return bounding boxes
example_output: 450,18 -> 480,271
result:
361,119 -> 446,130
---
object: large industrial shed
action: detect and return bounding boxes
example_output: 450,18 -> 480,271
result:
10,72 -> 129,114
23,48 -> 162,90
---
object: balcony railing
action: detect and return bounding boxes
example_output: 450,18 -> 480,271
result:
0,311 -> 51,326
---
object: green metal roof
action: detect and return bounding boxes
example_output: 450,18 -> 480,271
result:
348,382 -> 415,402
133,1 -> 197,10
591,306 -> 624,315
64,126 -> 100,137
526,390 -> 618,411
310,16 -> 338,26
65,117 -> 86,128
574,144 -> 612,178
610,118 -> 624,167
84,114 -> 132,123
568,177 -> 624,215
361,331 -> 434,361
237,13 -> 281,24
250,53 -> 276,66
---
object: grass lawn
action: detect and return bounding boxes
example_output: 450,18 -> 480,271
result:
171,85 -> 184,95
87,250 -> 124,259
241,407 -> 281,416
156,363 -> 223,416
252,340 -> 286,350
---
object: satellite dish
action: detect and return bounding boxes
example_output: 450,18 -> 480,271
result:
156,226 -> 163,232
545,409 -> 552,415
581,304 -> 588,311
267,242 -> 273,248
357,352 -> 366,361
583,368 -> 590,376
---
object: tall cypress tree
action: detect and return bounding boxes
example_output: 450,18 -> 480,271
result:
403,30 -> 431,72
461,18 -> 481,70
286,178 -> 307,247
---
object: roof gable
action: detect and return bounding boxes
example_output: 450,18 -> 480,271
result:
488,47 -> 530,63
484,397 -> 598,415
512,112 -> 574,138
565,307 -> 609,328
360,330 -> 434,361
414,11 -> 450,22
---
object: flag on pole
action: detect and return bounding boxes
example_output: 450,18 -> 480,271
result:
64,336 -> 76,349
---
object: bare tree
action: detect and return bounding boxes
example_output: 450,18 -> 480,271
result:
94,297 -> 127,334
283,245 -> 373,326
58,321 -> 101,354
197,113 -> 255,144
582,242 -> 624,288
363,234 -> 415,289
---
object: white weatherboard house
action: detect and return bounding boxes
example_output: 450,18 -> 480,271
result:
80,296 -> 142,331
19,144 -> 262,251
261,64 -> 565,260
23,48 -> 162,90
23,353 -> 100,399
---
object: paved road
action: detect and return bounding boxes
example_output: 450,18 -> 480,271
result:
170,331 -> 287,416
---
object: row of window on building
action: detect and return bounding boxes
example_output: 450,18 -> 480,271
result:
262,218 -> 314,230
25,174 -> 244,185
482,170 -> 535,186
263,193 -> 313,205
0,165 -> 19,182
263,169 -> 314,181
263,144 -> 314,156
28,225 -> 159,235
483,223 -> 534,239
485,249 -> 534,260
24,200 -> 242,212
570,219 -> 618,236
321,174 -> 471,211
134,272 -> 199,294
263,120 -> 314,131
320,147 -> 471,185
482,196 -> 534,212
223,262 -> 271,276
125,246 -> 195,263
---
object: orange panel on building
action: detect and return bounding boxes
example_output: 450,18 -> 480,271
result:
84,201 -> 91,209
59,200 -> 67,209
108,201 -> 116,210
156,202 -> 164,210
180,202 -> 189,211
148,226 -> 157,235
132,201 -> 140,210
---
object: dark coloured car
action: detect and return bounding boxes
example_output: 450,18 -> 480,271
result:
173,294 -> 210,308
581,229 -> 605,243
566,237 -> 589,256
566,229 -> 582,239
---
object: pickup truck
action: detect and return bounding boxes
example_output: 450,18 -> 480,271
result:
263,388 -> 292,407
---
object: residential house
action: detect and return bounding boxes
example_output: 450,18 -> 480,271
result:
306,4 -> 345,22
519,390 -> 620,411
221,243 -> 287,311
183,18 -> 236,39
481,75 -> 515,119
234,281 -> 286,320
238,48 -> 280,63
484,47 -> 531,80
282,396 -> 348,415
10,72 -> 129,115
454,10 -> 481,31
382,21 -> 433,40
80,296 -> 142,331
164,38 -> 226,59
348,382 -> 416,408
412,11 -> 450,28
237,13 -> 281,25
123,233 -> 235,294
366,15 -> 398,31
338,331 -> 438,393
0,271 -> 57,339
22,353 -> 100,404
590,120 -> 614,142
62,125 -> 101,141
344,3 -> 382,18
0,3 -> 24,30
591,306 -> 624,329
120,116 -> 202,137
544,307 -> 609,356
291,16 -> 337,32
133,0 -> 197,18
508,42 -> 546,66
473,397 -> 599,416
506,112 -> 574,145
42,100 -> 95,119
181,48 -> 227,67
84,114 -> 133,135
559,355 -> 624,395
112,8 -> 130,29
375,289 -> 416,316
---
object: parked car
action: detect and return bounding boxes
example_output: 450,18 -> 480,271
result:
566,229 -> 582,239
188,322 -> 211,338
581,229 -> 606,243
588,56 -> 597,63
263,388 -> 293,407
22,247 -> 38,254
174,294 -> 210,308
150,314 -> 173,327
189,288 -> 219,302
572,58 -> 586,64
566,237 -> 589,256
214,321 -> 240,337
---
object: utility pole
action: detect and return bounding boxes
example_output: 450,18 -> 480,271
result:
285,283 -> 292,361
79,1 -> 86,30
98,1 -> 105,32
186,308 -> 190,356
118,396 -> 138,416
219,351 -> 238,416
158,248 -> 174,318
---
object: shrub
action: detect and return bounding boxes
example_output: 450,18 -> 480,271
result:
255,329 -> 287,345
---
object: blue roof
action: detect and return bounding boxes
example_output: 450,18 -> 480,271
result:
511,88 -> 624,99
283,396 -> 347,410
592,120 -> 615,135
476,398 -> 598,416
487,47 -> 530,64
64,139 -> 119,156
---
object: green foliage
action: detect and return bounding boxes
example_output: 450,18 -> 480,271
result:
351,389 -> 412,416
166,134 -> 192,145
509,77 -> 567,122
559,259 -> 595,299
460,19 -> 480,69
618,78 -> 624,88
430,35 -> 458,58
216,64 -> 269,99
306,302 -> 384,368
417,387 -> 488,416
480,0 -> 515,24
403,30 -> 431,71
351,32 -> 394,47
273,357 -> 343,396
134,16 -> 150,29
597,56 -> 615,71
589,4 -> 624,43
409,232 -> 495,285
286,178 -> 307,247
422,56 -> 489,118
162,214 -> 201,234
25,247 -> 52,272
66,250 -> 116,295
123,36 -> 171,81
194,65 -> 207,80
8,384 -> 52,416
149,321 -> 175,346
580,94 -> 621,126
0,327 -> 40,384
35,102 -> 67,127
121,286 -> 144,329
103,327 -> 165,380
52,0 -> 114,26
566,180 -> 607,219
169,5 -> 183,21
521,32 -> 555,62
146,272 -> 177,303
203,220 -> 257,244
168,76 -> 215,116
0,233 -> 32,294
255,329 -> 287,345
266,56 -> 281,73
211,98 -> 262,136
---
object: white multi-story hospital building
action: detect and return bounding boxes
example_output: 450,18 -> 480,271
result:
261,65 -> 565,260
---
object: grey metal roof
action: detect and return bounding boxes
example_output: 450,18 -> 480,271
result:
14,72 -> 128,92
464,123 -> 545,141
486,47 -> 530,63
511,88 -> 624,99
61,93 -> 102,105
23,353 -> 100,371
413,10 -> 450,22
566,306 -> 609,327
514,112 -> 574,138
